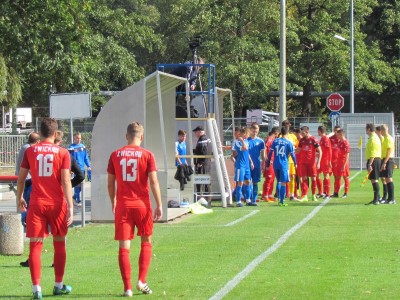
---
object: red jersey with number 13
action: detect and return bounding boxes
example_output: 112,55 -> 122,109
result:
21,142 -> 70,206
107,145 -> 157,207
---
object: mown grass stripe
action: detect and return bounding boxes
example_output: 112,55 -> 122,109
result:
210,171 -> 361,300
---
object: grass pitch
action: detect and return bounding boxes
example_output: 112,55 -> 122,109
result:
1,171 -> 399,299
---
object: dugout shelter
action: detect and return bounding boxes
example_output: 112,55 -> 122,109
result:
90,70 -> 232,222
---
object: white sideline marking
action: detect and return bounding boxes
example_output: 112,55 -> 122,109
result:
223,210 -> 259,227
210,171 -> 361,300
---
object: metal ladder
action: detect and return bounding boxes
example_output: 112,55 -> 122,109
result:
207,118 -> 232,207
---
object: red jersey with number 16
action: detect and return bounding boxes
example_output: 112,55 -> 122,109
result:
107,145 -> 157,208
21,142 -> 70,206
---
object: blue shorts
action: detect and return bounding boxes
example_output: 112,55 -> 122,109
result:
234,167 -> 251,182
274,168 -> 289,183
251,167 -> 262,183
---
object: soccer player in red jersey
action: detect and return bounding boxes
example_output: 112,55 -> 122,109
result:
297,126 -> 322,202
317,126 -> 332,199
262,127 -> 279,202
107,122 -> 162,297
16,118 -> 73,299
329,125 -> 341,197
332,129 -> 351,198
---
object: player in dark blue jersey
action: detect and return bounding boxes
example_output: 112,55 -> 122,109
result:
266,127 -> 297,206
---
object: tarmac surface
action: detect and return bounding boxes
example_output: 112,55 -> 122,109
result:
0,182 -> 92,227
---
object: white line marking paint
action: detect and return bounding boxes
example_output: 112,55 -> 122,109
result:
210,171 -> 361,300
224,210 -> 259,227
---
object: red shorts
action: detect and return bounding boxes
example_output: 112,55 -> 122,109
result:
114,206 -> 153,241
299,163 -> 317,177
332,163 -> 350,177
26,203 -> 68,238
318,161 -> 332,174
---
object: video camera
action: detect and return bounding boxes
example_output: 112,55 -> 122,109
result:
188,36 -> 202,51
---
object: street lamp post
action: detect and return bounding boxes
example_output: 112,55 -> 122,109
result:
279,0 -> 286,124
334,0 -> 354,113
350,0 -> 354,114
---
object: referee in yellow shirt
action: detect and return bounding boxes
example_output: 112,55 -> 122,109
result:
379,124 -> 396,204
365,123 -> 382,205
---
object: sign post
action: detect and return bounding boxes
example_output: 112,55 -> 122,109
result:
326,93 -> 345,112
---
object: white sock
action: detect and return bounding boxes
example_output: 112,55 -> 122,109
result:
55,282 -> 63,289
32,285 -> 41,293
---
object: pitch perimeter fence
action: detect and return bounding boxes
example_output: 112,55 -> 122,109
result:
1,117 -> 400,169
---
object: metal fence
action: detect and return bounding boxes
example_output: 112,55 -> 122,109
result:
0,135 -> 26,168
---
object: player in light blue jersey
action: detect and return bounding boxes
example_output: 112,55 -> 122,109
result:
266,127 -> 297,206
247,124 -> 265,205
232,128 -> 252,207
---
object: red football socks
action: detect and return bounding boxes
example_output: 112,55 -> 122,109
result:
29,241 -> 43,286
53,240 -> 66,283
138,242 -> 152,283
119,248 -> 132,291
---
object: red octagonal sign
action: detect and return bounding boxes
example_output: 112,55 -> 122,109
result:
326,93 -> 344,112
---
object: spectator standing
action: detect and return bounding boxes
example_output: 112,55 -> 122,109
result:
297,126 -> 322,202
379,124 -> 396,204
16,118 -> 73,299
15,132 -> 40,226
266,127 -> 297,206
247,124 -> 265,204
193,125 -> 211,199
365,123 -> 382,205
107,122 -> 162,297
69,132 -> 91,206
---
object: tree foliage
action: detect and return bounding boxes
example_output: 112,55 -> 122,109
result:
0,0 -> 398,119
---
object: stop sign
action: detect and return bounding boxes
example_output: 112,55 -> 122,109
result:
326,93 -> 344,112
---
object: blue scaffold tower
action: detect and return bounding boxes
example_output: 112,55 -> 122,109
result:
156,62 -> 216,116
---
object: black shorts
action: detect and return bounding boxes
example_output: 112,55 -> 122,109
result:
367,158 -> 381,180
379,158 -> 394,178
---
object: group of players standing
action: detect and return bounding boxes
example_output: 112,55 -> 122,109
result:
232,120 -> 353,207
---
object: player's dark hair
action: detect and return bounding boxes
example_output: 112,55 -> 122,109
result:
301,126 -> 309,131
366,123 -> 375,132
280,127 -> 288,136
334,125 -> 341,131
293,128 -> 301,134
318,125 -> 325,133
40,118 -> 58,138
269,127 -> 279,136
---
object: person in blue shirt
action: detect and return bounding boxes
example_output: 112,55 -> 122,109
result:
266,127 -> 297,206
247,123 -> 265,204
69,132 -> 91,206
175,129 -> 187,166
232,128 -> 253,207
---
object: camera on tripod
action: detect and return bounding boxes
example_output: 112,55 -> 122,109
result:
188,36 -> 202,51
